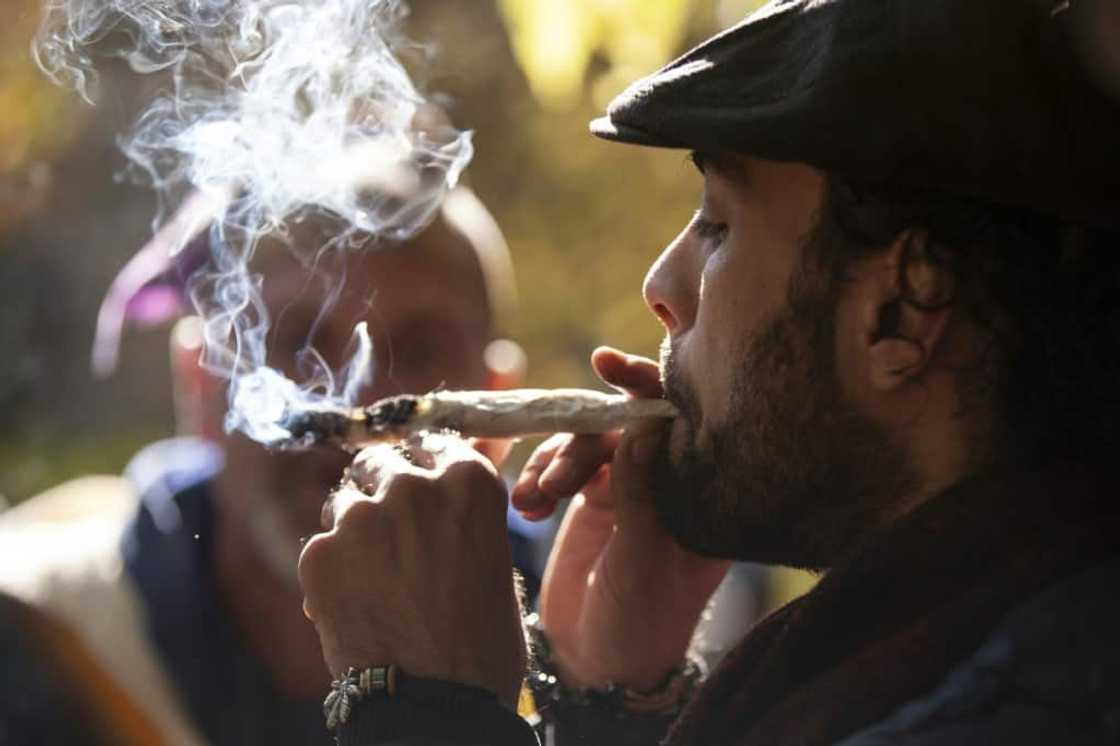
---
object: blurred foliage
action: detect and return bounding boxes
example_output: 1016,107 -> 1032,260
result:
498,0 -> 764,109
0,0 -> 90,233
0,425 -> 167,508
497,0 -> 691,109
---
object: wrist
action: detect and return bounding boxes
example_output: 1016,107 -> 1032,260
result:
543,626 -> 694,692
525,614 -> 704,718
328,666 -> 537,746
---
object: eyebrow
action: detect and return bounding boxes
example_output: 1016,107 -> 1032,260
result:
690,150 -> 749,184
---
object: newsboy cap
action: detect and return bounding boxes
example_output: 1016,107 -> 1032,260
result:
592,0 -> 1120,228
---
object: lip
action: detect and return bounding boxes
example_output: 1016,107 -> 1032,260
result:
660,356 -> 698,425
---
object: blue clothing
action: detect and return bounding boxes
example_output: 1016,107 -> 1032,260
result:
121,438 -> 328,746
838,560 -> 1120,746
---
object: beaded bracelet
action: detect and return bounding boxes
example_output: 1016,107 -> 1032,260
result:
523,613 -> 704,743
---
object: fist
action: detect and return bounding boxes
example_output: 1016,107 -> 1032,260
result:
298,434 -> 527,706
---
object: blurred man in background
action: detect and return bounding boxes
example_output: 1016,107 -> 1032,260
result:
0,184 -> 538,745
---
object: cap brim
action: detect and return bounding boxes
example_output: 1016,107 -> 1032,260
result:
588,115 -> 686,149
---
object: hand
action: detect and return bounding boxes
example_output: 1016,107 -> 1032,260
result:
298,433 -> 527,707
511,347 -> 730,691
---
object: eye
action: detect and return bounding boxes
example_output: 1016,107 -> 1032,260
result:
693,211 -> 729,247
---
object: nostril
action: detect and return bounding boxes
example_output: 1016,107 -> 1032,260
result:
651,302 -> 677,332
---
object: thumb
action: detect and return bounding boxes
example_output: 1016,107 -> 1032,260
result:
591,346 -> 663,399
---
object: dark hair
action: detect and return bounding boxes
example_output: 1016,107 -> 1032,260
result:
811,176 -> 1120,467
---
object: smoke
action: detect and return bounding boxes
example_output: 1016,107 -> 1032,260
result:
34,0 -> 474,446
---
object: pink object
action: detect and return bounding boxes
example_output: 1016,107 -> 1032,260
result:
91,190 -> 225,377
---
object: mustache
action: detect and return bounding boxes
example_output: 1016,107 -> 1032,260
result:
659,337 -> 701,427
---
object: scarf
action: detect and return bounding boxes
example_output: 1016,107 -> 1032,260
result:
667,459 -> 1120,745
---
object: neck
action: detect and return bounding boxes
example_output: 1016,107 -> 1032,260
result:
885,368 -> 978,529
213,491 -> 329,699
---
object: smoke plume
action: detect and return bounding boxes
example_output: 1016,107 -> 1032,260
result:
34,0 -> 474,446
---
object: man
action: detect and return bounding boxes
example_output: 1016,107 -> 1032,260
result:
0,185 -> 531,745
297,0 -> 1120,744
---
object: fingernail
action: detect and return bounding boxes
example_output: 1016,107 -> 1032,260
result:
629,432 -> 660,466
522,505 -> 554,522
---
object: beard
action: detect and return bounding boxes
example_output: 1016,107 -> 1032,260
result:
651,268 -> 918,570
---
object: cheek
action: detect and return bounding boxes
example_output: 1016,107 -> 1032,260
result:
687,248 -> 788,433
688,258 -> 751,423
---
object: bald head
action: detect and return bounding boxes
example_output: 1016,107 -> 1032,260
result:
261,185 -> 514,339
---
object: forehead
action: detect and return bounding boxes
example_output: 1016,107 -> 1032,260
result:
700,154 -> 824,229
255,215 -> 490,317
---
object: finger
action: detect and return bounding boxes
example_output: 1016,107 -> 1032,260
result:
510,434 -> 567,515
349,441 -> 424,488
417,432 -> 499,478
591,346 -> 663,399
609,418 -> 669,523
470,437 -> 514,469
319,483 -> 374,530
538,431 -> 620,499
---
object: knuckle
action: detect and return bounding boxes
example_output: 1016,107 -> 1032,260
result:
443,458 -> 501,493
349,444 -> 398,486
297,532 -> 335,591
442,460 -> 506,515
382,469 -> 432,497
333,496 -> 383,535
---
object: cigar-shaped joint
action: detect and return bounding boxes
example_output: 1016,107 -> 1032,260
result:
279,389 -> 677,450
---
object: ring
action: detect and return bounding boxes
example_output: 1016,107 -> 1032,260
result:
393,441 -> 419,465
323,665 -> 398,730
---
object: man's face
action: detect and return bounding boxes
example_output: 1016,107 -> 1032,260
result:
215,217 -> 493,548
643,156 -> 914,569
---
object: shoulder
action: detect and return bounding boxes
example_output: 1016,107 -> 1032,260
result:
0,448 -> 216,745
0,436 -> 224,601
0,474 -> 137,603
838,560 -> 1120,746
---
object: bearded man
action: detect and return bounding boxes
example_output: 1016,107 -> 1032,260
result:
297,0 -> 1120,744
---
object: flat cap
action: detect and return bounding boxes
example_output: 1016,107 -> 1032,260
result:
592,0 -> 1120,228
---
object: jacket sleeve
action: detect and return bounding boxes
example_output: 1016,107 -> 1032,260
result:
336,687 -> 540,746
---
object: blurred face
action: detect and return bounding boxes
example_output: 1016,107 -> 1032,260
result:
642,156 -> 913,569
213,216 -> 493,559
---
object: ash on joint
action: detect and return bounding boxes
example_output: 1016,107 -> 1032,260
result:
364,395 -> 419,428
278,408 -> 353,447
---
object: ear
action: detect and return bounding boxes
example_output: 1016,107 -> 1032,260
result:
482,338 -> 526,391
170,316 -> 227,440
863,233 -> 954,392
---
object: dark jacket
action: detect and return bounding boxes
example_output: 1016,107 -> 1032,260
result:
342,459 -> 1120,745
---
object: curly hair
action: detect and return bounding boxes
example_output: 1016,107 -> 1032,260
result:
809,177 -> 1120,467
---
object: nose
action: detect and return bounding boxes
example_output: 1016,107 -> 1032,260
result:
642,225 -> 698,336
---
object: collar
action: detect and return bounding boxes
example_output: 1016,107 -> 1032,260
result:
670,459 -> 1120,746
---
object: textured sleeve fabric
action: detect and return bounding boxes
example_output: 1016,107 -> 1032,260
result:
335,687 -> 539,746
546,702 -> 677,746
838,561 -> 1120,746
